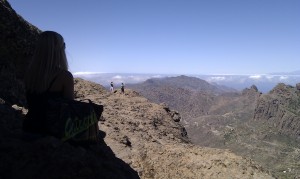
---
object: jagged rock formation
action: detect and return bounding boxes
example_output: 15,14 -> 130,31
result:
0,1 -> 274,178
254,83 -> 300,136
296,83 -> 300,90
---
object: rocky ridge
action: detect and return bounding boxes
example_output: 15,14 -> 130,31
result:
254,83 -> 300,137
74,79 -> 273,179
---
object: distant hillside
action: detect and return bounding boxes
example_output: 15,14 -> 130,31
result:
128,75 -> 237,118
154,75 -> 232,92
129,75 -> 236,94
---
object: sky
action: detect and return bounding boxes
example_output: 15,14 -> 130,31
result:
8,0 -> 300,75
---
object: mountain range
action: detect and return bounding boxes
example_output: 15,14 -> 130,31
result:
74,72 -> 300,93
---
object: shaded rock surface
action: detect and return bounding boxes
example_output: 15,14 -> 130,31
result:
0,93 -> 139,179
0,0 -> 40,105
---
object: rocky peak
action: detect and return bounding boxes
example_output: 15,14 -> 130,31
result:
250,84 -> 258,92
242,85 -> 261,97
296,83 -> 300,91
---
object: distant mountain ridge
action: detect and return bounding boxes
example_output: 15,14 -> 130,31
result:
74,72 -> 300,93
269,70 -> 300,75
128,75 -> 237,118
143,75 -> 236,93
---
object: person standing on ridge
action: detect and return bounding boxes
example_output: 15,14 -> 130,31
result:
110,81 -> 114,92
121,82 -> 125,94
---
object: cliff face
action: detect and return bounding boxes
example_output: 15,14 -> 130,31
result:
0,0 -> 40,76
0,0 -> 40,105
254,83 -> 300,136
0,1 -> 274,178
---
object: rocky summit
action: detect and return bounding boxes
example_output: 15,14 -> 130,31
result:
0,0 -> 274,178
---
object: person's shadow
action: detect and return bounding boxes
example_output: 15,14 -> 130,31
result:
84,130 -> 141,179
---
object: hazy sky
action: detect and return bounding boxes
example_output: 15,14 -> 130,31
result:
9,0 -> 300,75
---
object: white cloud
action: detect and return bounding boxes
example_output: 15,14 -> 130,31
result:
112,75 -> 123,79
208,76 -> 226,81
249,75 -> 262,80
73,71 -> 104,76
279,76 -> 289,80
152,75 -> 163,78
266,75 -> 274,80
128,76 -> 148,82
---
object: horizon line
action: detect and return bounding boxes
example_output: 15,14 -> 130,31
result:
72,71 -> 300,76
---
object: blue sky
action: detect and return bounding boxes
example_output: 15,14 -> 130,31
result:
9,0 -> 300,75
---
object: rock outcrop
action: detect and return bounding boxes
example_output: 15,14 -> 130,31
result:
296,83 -> 300,90
0,0 -> 40,105
254,83 -> 300,136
